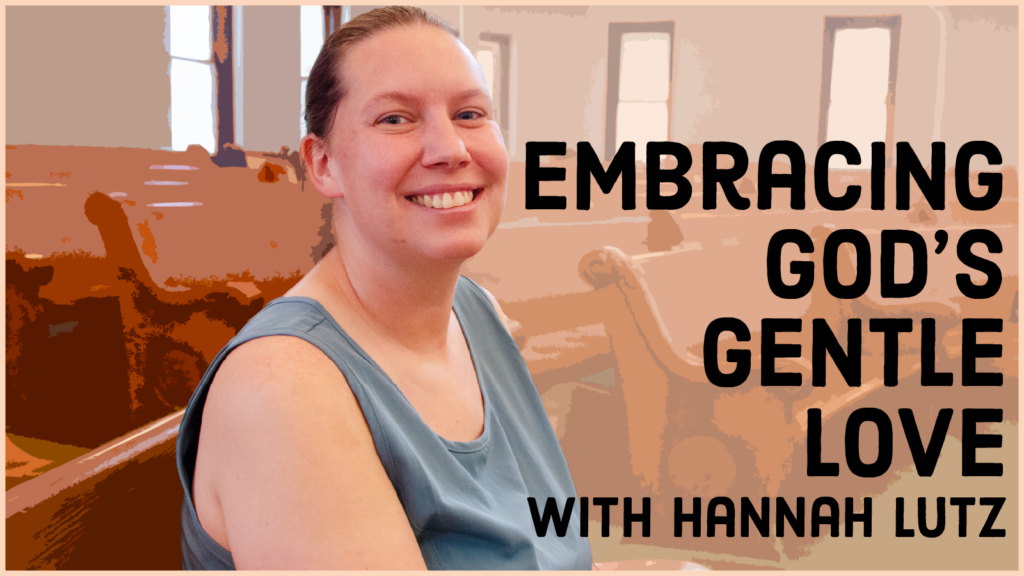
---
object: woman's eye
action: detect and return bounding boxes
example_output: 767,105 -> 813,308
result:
379,115 -> 407,125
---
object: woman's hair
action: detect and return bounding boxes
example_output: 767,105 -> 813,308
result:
303,6 -> 458,153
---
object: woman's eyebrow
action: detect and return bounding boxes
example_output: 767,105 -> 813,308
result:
452,88 -> 488,102
362,91 -> 419,114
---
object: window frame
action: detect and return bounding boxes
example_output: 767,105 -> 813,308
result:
817,15 -> 902,168
300,6 -> 346,139
299,6 -> 326,140
605,21 -> 675,162
479,32 -> 511,148
212,6 -> 235,151
167,5 -> 235,154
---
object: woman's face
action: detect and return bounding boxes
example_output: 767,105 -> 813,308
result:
321,24 -> 509,266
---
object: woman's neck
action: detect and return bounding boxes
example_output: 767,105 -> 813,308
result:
321,241 -> 462,355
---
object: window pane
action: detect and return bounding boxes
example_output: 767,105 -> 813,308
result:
826,101 -> 888,169
616,101 -> 668,155
475,49 -> 495,100
300,6 -> 324,77
476,40 -> 502,128
619,32 -> 670,102
300,78 -> 308,140
170,59 -> 215,153
169,5 -> 212,61
827,28 -> 891,169
830,28 -> 890,104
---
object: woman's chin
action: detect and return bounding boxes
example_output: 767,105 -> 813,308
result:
413,237 -> 489,265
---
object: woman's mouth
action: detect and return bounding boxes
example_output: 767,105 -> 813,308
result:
406,189 -> 481,209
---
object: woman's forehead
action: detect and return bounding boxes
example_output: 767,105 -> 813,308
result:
341,26 -> 482,100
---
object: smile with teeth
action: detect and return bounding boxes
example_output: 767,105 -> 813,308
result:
407,190 -> 478,209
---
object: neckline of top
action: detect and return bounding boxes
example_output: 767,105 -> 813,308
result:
264,289 -> 492,453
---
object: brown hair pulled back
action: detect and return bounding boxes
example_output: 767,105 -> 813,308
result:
303,6 -> 457,153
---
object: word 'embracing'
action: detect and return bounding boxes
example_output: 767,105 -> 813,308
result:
525,140 -> 1002,212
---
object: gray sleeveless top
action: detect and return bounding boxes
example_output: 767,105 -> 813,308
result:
176,276 -> 592,569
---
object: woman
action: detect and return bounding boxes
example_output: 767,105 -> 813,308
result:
176,6 -> 592,570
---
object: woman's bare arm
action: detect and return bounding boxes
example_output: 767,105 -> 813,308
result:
195,335 -> 427,570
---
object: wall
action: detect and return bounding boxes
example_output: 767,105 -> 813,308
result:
940,7 -> 1018,168
239,6 -> 300,153
5,5 -> 1017,167
461,5 -> 1016,167
6,6 -> 171,149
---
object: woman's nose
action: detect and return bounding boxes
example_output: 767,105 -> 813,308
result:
421,118 -> 471,169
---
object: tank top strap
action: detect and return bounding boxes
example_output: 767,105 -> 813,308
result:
451,276 -> 518,370
453,275 -> 505,334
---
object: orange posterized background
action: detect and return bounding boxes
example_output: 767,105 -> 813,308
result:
4,4 -> 1019,570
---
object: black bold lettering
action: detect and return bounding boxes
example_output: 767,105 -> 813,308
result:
675,497 -> 701,537
845,408 -> 894,478
824,230 -> 871,298
762,318 -> 802,387
898,408 -> 952,476
921,319 -> 953,386
955,141 -> 1002,211
949,497 -> 974,537
577,141 -> 635,210
979,497 -> 1006,537
845,497 -> 872,537
758,141 -> 806,210
812,318 -> 861,387
528,497 -> 575,537
767,229 -> 815,299
956,230 -> 1003,299
811,497 -> 840,537
880,230 -> 928,298
807,408 -> 839,476
593,497 -> 619,537
963,318 -> 1003,387
623,497 -> 650,537
646,141 -> 693,210
918,497 -> 945,538
704,318 -> 751,387
707,497 -> 736,537
870,142 -> 886,210
896,497 -> 915,537
896,142 -> 945,210
777,497 -> 805,537
580,497 -> 588,536
814,141 -> 862,211
703,142 -> 750,209
741,497 -> 770,537
525,141 -> 567,209
869,318 -> 913,386
962,409 -> 1003,476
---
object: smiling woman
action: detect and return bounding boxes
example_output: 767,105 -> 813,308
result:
175,6 -> 592,570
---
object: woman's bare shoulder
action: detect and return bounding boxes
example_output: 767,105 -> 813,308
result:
196,335 -> 426,569
212,335 -> 339,394
201,334 -> 365,460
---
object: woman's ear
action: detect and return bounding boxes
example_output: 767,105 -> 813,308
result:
301,134 -> 344,199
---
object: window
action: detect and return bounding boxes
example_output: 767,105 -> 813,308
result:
169,5 -> 216,153
475,32 -> 511,148
818,16 -> 901,169
167,5 -> 236,154
300,5 -> 325,140
301,6 -> 350,139
606,22 -> 674,162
